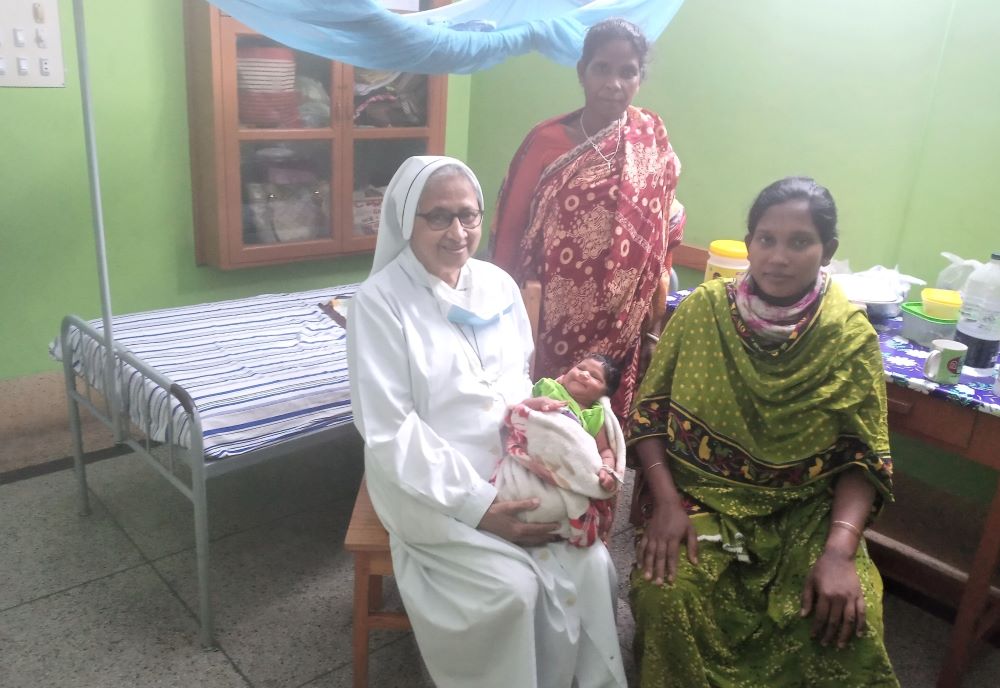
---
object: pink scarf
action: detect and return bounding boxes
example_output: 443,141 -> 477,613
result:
734,272 -> 826,343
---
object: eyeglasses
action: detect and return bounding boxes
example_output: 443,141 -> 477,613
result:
415,209 -> 484,230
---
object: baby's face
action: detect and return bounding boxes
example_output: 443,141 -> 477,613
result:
557,358 -> 608,408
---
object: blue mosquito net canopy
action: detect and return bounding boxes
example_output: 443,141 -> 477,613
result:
208,0 -> 686,74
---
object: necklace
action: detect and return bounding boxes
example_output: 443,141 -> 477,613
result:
454,322 -> 483,370
579,113 -> 624,174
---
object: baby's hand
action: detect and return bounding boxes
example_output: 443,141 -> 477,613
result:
520,396 -> 566,413
598,467 -> 619,492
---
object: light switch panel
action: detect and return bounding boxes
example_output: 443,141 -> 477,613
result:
0,0 -> 63,87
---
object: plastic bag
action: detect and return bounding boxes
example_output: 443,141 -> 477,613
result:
936,252 -> 984,293
826,259 -> 851,275
831,265 -> 925,303
297,76 -> 331,128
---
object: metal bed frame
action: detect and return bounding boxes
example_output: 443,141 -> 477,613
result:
60,314 -> 354,647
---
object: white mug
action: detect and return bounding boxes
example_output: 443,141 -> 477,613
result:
923,339 -> 968,385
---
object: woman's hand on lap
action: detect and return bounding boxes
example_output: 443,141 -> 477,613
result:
800,548 -> 866,648
478,498 -> 560,546
637,500 -> 698,586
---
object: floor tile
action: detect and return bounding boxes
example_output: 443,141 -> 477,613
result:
608,468 -> 637,599
617,596 -> 639,685
82,436 -> 365,560
304,634 -> 435,688
611,467 -> 636,538
0,565 -> 247,688
153,501 -> 360,688
5,445 -> 1000,688
0,469 -> 144,610
884,592 -> 1000,688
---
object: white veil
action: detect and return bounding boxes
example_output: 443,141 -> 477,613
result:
369,155 -> 484,277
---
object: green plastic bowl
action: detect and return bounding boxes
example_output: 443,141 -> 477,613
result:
900,301 -> 957,347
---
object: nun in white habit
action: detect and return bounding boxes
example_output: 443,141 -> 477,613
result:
347,156 -> 627,688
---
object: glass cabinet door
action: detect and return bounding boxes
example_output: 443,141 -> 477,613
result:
353,68 -> 429,128
240,141 -> 333,245
193,9 -> 444,267
341,62 -> 441,253
235,35 -> 333,130
349,138 -> 427,243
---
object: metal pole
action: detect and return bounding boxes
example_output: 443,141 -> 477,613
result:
71,0 -> 121,441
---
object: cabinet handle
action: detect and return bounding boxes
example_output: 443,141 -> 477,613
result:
887,397 -> 913,415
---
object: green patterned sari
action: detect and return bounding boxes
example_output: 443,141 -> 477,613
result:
626,279 -> 898,688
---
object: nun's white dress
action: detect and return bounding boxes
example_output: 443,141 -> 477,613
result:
347,157 -> 626,688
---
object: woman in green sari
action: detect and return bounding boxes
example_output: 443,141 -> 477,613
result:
626,177 -> 898,687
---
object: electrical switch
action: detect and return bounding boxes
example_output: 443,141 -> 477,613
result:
0,3 -> 64,87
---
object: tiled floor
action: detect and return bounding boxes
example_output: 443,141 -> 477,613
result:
2,435 -> 999,687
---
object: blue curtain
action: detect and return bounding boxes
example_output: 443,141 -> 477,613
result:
208,0 -> 686,74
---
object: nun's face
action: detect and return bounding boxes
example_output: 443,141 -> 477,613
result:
410,172 -> 482,287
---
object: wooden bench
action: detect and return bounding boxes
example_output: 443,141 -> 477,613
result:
344,477 -> 411,688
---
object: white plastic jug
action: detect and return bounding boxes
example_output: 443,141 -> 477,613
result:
955,252 -> 1000,375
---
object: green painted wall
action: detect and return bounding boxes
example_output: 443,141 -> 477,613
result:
6,0 -> 995,379
462,0 -> 999,508
895,0 -> 1000,282
2,0 -> 998,501
468,0 -> 999,294
462,0 -> 1000,505
0,0 -> 471,379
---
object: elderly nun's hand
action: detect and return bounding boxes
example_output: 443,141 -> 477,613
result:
478,498 -> 561,546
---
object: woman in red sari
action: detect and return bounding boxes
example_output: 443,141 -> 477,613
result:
491,18 -> 685,422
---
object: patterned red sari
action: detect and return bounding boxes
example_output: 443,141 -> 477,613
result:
493,106 -> 684,420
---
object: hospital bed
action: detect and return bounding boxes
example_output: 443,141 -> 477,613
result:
53,284 -> 358,646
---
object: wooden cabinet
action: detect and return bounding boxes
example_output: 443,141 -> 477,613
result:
183,0 -> 447,269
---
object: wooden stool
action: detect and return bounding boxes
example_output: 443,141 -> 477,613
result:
344,477 -> 411,687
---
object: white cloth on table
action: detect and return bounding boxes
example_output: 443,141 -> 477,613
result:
348,248 -> 627,688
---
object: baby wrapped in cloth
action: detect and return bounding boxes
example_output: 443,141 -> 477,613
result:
493,376 -> 626,547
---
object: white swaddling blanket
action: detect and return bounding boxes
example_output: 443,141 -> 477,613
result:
493,396 -> 625,546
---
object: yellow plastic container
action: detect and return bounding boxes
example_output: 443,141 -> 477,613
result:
704,240 -> 750,282
921,288 -> 962,320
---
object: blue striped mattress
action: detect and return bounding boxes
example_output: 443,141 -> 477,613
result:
52,284 -> 358,461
